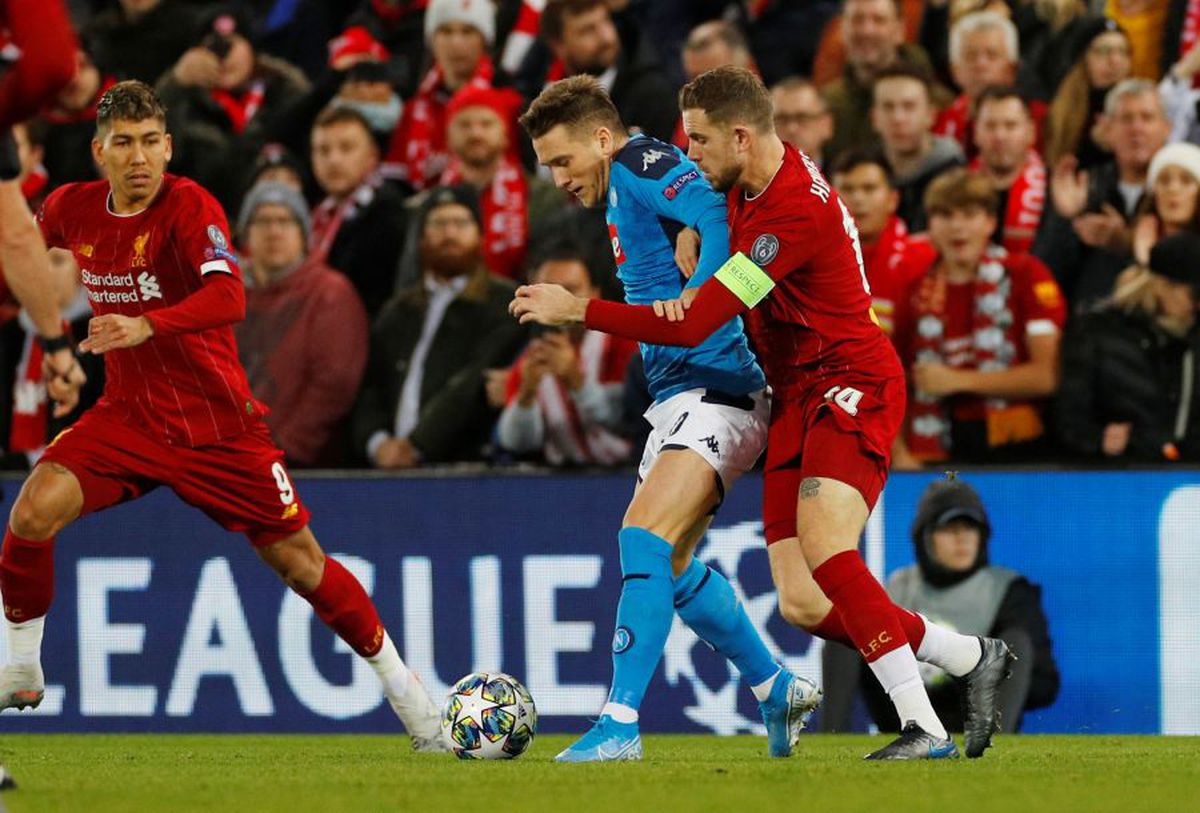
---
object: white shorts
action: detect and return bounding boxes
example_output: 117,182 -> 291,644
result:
638,387 -> 770,500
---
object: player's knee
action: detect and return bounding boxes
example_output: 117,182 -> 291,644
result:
9,473 -> 80,540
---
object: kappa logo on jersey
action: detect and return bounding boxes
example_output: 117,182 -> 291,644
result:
131,232 -> 150,268
751,234 -> 780,266
616,140 -> 680,180
663,169 -> 699,200
138,272 -> 162,301
608,223 -> 626,265
206,224 -> 228,249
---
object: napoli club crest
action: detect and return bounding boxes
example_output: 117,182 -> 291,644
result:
612,626 -> 634,654
206,225 -> 228,249
751,234 -> 779,265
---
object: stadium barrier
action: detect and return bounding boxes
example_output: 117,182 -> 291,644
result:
0,470 -> 1196,735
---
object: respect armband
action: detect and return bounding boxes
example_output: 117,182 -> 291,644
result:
714,252 -> 775,308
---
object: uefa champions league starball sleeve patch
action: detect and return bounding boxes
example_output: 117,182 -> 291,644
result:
715,252 -> 775,308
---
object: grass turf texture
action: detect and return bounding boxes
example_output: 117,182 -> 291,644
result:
0,734 -> 1196,813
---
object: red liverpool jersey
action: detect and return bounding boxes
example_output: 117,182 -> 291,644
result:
37,174 -> 264,446
726,144 -> 903,398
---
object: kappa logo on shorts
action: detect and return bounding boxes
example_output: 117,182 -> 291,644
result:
750,234 -> 780,266
701,435 -> 720,457
613,626 -> 635,654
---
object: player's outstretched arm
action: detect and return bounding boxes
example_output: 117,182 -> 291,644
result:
0,0 -> 78,129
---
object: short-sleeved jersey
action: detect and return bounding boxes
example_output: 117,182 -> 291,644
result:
726,144 -> 903,399
608,134 -> 764,401
38,174 -> 264,447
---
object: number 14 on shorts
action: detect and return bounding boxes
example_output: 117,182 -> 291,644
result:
823,385 -> 863,416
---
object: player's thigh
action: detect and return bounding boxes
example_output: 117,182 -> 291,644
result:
794,412 -> 878,569
766,536 -> 833,629
171,422 -> 311,547
624,447 -> 721,543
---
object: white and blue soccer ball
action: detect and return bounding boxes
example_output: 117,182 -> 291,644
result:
441,672 -> 537,759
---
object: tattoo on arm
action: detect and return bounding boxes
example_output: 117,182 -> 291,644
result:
800,477 -> 821,500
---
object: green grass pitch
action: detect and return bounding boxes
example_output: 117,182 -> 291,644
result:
1,734 -> 1197,813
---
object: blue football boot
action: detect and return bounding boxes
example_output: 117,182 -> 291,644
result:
758,670 -> 823,757
554,715 -> 643,763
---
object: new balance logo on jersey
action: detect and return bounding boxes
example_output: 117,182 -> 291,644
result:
701,435 -> 720,456
138,272 -> 162,301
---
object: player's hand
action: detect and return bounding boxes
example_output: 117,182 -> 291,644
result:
42,347 -> 86,418
912,362 -> 968,397
540,332 -> 583,388
1050,155 -> 1089,219
510,284 -> 587,326
173,47 -> 222,88
1102,422 -> 1132,457
79,315 -> 155,354
675,228 -> 701,278
652,288 -> 698,322
1072,204 -> 1128,253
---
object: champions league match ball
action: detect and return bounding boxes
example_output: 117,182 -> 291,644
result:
441,673 -> 537,759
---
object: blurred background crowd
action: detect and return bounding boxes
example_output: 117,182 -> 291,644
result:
4,0 -> 1200,472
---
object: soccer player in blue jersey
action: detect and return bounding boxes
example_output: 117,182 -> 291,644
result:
518,76 -> 822,763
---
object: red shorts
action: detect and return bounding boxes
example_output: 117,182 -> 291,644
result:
40,401 -> 310,546
762,374 -> 906,545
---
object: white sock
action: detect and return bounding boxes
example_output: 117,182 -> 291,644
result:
915,615 -> 982,677
750,667 -> 781,702
602,702 -> 638,723
868,646 -> 947,739
6,616 -> 45,667
366,632 -> 410,701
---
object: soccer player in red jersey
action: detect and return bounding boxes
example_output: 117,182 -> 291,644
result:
513,66 -> 1014,760
0,81 -> 445,750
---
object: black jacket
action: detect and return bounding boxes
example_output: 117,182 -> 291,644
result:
1033,161 -> 1139,312
84,0 -> 202,84
1057,307 -> 1200,462
323,181 -> 410,318
351,266 -> 527,463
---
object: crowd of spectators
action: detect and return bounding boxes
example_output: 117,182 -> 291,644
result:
4,0 -> 1200,470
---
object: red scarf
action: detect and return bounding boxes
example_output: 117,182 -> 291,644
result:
308,178 -> 381,263
369,0 -> 428,23
383,57 -> 494,190
934,95 -> 974,159
440,156 -> 529,280
210,80 -> 266,135
20,162 -> 46,203
9,319 -> 70,455
906,245 -> 1043,460
970,150 -> 1046,255
500,0 -> 546,74
862,214 -> 910,335
1183,0 -> 1200,87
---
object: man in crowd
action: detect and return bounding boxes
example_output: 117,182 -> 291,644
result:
822,0 -> 940,162
84,0 -> 203,85
871,64 -> 964,231
672,21 -> 757,150
496,245 -> 635,465
893,169 -> 1066,466
771,78 -> 834,172
354,186 -> 525,468
383,0 -> 496,190
971,87 -> 1046,256
39,49 -> 114,188
235,182 -> 368,468
830,149 -> 913,336
539,0 -> 675,142
309,105 -> 408,316
155,9 -> 310,210
1034,79 -> 1171,309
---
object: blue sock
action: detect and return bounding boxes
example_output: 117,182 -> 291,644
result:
674,557 -> 779,688
606,527 -> 676,711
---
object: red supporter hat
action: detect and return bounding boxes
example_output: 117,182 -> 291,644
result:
328,26 -> 391,67
445,85 -> 521,125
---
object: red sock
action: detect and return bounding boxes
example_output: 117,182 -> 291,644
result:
811,605 -> 927,654
0,527 -> 55,622
811,550 -> 907,664
302,556 -> 385,658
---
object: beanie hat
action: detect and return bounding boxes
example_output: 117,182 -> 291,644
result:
424,0 -> 495,45
237,181 -> 311,241
1149,232 -> 1200,293
1147,142 -> 1200,191
328,26 -> 391,67
419,184 -> 482,230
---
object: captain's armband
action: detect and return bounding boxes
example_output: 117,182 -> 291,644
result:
714,252 -> 775,308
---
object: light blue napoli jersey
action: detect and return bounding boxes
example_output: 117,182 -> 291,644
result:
606,135 -> 765,401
